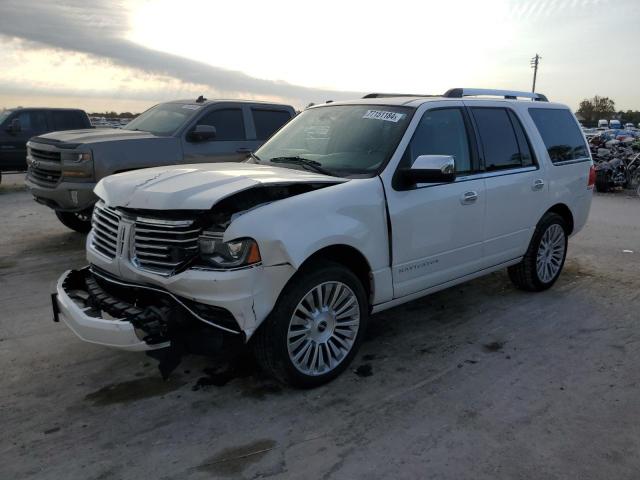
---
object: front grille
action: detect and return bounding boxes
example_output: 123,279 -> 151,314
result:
28,165 -> 62,187
132,217 -> 200,274
91,202 -> 121,259
29,147 -> 61,163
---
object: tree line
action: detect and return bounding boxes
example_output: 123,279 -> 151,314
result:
577,96 -> 640,127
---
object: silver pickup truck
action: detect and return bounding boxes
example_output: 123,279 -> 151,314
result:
25,98 -> 295,232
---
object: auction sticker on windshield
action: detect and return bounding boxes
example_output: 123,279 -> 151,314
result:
363,110 -> 405,122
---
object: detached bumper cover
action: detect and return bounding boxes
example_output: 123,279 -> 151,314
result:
54,267 -> 243,351
54,269 -> 164,351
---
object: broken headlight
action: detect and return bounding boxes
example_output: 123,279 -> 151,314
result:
197,233 -> 261,269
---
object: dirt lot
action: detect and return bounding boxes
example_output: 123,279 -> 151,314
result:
1,173 -> 639,480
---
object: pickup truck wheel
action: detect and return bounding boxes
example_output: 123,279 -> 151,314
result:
508,212 -> 568,291
253,262 -> 368,388
55,208 -> 93,233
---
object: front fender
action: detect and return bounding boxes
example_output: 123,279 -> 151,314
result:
223,177 -> 389,272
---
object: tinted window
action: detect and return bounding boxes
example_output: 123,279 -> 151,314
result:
253,109 -> 291,140
52,111 -> 85,130
16,111 -> 47,131
404,108 -> 472,173
472,108 -> 533,170
529,108 -> 588,163
197,108 -> 245,141
507,110 -> 535,167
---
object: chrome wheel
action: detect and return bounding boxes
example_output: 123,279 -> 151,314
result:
287,281 -> 360,376
536,224 -> 566,283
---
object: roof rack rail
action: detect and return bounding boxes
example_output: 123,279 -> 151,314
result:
362,93 -> 438,99
443,88 -> 548,102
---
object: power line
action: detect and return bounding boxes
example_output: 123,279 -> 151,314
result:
530,54 -> 541,93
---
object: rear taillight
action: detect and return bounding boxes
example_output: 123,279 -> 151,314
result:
588,165 -> 596,189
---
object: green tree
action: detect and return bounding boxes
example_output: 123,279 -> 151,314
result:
577,96 -> 616,126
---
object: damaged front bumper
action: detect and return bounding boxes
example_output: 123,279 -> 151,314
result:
53,267 -> 243,351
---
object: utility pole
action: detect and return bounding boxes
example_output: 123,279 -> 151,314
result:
530,54 -> 541,93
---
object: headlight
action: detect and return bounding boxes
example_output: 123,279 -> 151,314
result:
62,152 -> 92,163
61,151 -> 94,179
198,233 -> 261,269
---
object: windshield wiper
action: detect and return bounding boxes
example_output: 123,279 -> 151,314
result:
269,156 -> 334,176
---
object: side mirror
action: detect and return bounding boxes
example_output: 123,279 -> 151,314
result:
6,118 -> 21,134
188,124 -> 216,142
401,155 -> 456,185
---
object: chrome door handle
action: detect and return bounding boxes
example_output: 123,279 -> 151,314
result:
532,179 -> 545,191
461,191 -> 478,205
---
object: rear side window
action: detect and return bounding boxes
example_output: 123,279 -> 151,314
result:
252,109 -> 291,140
471,108 -> 529,171
404,108 -> 472,173
529,108 -> 588,163
197,108 -> 245,141
52,111 -> 86,130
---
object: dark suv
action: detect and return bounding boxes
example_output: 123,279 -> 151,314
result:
25,98 -> 296,232
0,108 -> 91,181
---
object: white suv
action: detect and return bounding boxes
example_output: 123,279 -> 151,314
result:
53,88 -> 594,387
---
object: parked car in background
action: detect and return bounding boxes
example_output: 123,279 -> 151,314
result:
598,119 -> 609,128
624,123 -> 635,130
0,107 -> 91,183
52,88 -> 593,387
25,98 -> 296,232
609,119 -> 621,130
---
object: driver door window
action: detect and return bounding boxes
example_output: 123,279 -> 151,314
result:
402,108 -> 473,174
197,108 -> 245,141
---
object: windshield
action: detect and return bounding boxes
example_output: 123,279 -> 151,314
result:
0,109 -> 14,125
255,104 -> 413,177
124,103 -> 202,136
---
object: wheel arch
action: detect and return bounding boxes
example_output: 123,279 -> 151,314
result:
545,203 -> 574,235
297,244 -> 373,304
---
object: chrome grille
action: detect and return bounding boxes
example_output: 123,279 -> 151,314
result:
29,147 -> 61,163
28,165 -> 62,187
132,217 -> 200,274
91,202 -> 121,259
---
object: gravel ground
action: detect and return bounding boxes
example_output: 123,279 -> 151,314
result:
1,173 -> 639,480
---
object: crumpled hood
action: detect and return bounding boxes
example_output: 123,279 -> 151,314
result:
95,163 -> 347,210
33,128 -> 157,145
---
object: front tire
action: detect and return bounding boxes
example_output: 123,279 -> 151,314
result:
55,208 -> 93,233
252,261 -> 368,388
508,212 -> 568,292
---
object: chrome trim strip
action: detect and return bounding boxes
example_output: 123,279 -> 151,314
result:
551,157 -> 591,166
89,267 -> 242,335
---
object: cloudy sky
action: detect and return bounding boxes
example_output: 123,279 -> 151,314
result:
0,0 -> 638,113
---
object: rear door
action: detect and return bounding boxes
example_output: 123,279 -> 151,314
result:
384,104 -> 487,298
467,104 -> 548,266
181,105 -> 251,163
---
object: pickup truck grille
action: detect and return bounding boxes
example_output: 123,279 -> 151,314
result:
29,147 -> 61,163
91,203 -> 121,259
132,218 -> 200,274
28,165 -> 62,187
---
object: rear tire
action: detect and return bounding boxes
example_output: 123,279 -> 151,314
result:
252,261 -> 368,388
55,208 -> 93,233
508,212 -> 568,292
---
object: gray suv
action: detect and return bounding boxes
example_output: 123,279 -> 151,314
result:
25,98 -> 296,232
